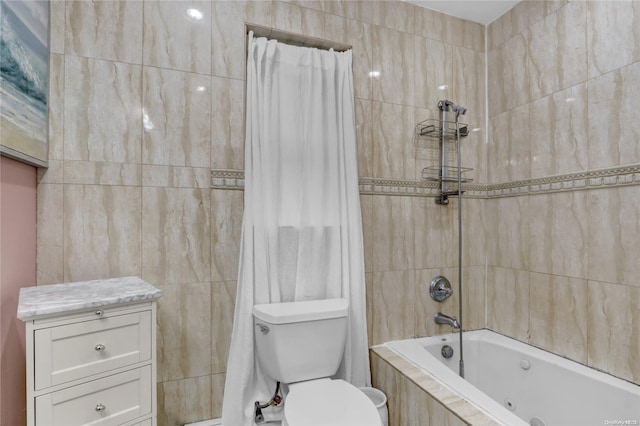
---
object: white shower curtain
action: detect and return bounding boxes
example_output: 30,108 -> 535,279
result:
221,33 -> 370,425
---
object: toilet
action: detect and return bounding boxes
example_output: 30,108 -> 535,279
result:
253,298 -> 382,426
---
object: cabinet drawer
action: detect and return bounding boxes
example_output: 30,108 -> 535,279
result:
34,311 -> 151,390
35,366 -> 152,426
130,420 -> 152,426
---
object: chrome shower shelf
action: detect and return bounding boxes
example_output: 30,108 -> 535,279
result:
415,119 -> 469,145
422,166 -> 473,183
416,101 -> 472,205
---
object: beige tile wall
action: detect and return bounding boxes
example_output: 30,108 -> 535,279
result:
38,1 -> 485,424
487,0 -> 640,386
37,1 -> 640,425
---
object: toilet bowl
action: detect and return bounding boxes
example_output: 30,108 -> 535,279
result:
252,299 -> 381,426
283,378 -> 381,426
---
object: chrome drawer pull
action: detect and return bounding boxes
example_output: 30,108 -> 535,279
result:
94,344 -> 105,352
95,310 -> 104,317
95,403 -> 106,412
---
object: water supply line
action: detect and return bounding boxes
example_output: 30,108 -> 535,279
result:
254,381 -> 282,424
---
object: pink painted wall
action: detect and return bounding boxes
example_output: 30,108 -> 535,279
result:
0,156 -> 37,426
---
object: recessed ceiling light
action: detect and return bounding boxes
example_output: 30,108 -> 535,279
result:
187,8 -> 203,21
196,86 -> 206,92
437,84 -> 448,91
368,71 -> 380,78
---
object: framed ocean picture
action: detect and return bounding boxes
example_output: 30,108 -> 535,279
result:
0,0 -> 49,167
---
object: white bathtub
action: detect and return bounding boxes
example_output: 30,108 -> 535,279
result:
386,329 -> 640,426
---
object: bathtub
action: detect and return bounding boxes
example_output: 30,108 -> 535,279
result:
386,329 -> 640,426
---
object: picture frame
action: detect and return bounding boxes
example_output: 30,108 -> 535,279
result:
0,0 -> 49,168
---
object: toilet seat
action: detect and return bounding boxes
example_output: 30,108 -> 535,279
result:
283,379 -> 382,426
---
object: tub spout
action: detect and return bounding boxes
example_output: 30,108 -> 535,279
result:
435,312 -> 460,329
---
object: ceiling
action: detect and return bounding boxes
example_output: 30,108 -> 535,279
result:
405,0 -> 522,26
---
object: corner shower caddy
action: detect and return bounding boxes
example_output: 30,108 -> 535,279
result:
415,110 -> 472,205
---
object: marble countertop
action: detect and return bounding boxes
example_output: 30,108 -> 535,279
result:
17,276 -> 162,321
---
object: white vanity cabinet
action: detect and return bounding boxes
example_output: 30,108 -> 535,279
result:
17,277 -> 162,426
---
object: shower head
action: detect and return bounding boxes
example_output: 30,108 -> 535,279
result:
451,104 -> 467,116
446,100 -> 467,116
439,100 -> 467,117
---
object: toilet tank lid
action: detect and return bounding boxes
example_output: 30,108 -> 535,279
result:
253,298 -> 348,324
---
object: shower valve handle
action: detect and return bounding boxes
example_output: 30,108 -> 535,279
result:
430,276 -> 453,302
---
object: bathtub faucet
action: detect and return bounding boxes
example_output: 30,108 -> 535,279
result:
435,312 -> 460,329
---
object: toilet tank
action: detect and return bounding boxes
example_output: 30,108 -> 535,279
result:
253,298 -> 349,384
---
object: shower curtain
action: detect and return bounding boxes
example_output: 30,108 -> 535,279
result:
221,33 -> 370,425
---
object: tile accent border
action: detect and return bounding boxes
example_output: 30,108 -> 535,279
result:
211,164 -> 640,198
211,169 -> 244,190
358,178 -> 487,198
487,164 -> 640,198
